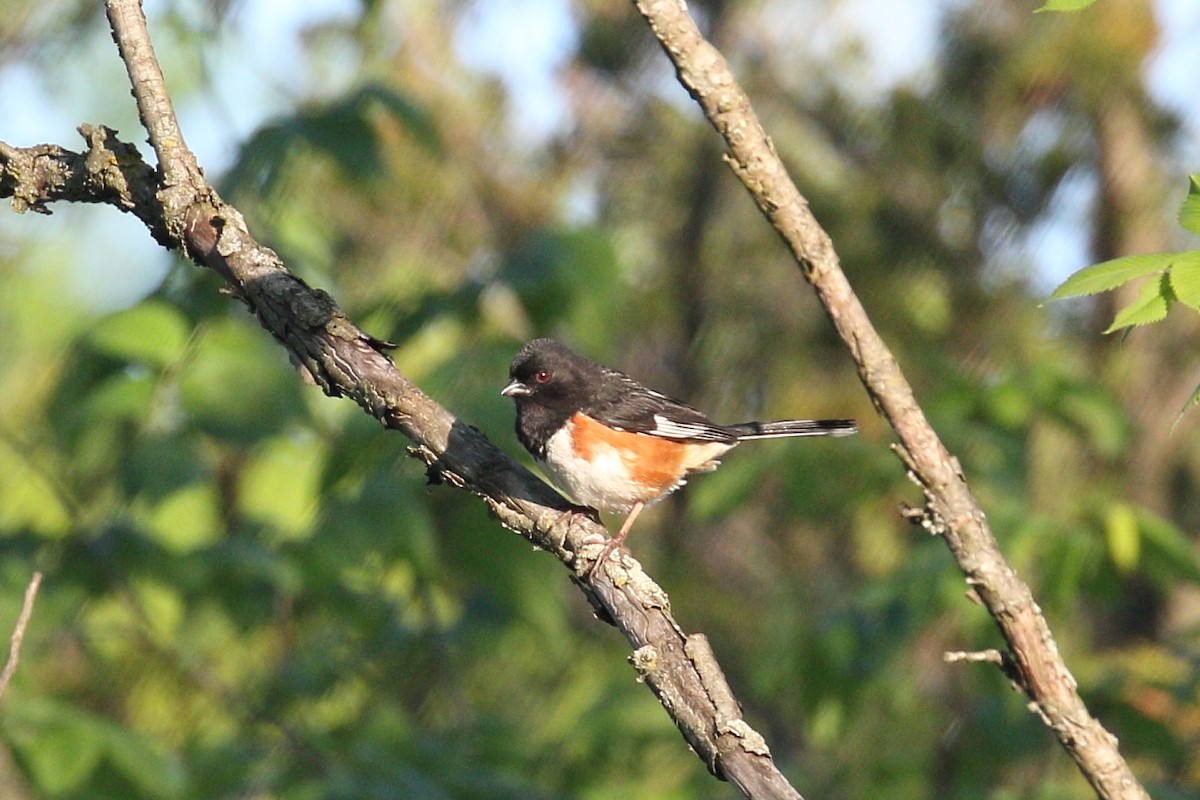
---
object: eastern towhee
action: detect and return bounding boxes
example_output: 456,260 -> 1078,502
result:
501,338 -> 856,574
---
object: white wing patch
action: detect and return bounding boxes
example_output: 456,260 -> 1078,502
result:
650,414 -> 731,441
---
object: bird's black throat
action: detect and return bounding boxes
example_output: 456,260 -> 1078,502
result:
513,397 -> 576,460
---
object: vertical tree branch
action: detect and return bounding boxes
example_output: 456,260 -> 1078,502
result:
0,573 -> 44,702
629,2 -> 1149,799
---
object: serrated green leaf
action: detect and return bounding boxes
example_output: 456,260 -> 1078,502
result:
1167,252 -> 1200,310
1049,253 -> 1173,300
1104,273 -> 1172,333
1179,175 -> 1200,235
1035,0 -> 1096,10
87,300 -> 190,368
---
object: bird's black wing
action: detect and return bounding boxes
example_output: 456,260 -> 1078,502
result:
585,368 -> 738,442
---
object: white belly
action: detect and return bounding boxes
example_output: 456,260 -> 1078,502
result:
539,424 -> 731,514
541,426 -> 646,513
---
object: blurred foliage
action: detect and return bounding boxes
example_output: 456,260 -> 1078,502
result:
3,0 -> 1200,798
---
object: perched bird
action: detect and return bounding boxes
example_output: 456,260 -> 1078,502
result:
501,338 -> 856,574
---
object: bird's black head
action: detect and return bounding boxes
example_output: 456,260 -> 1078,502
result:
501,338 -> 596,412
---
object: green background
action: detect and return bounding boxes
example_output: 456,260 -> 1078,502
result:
2,0 -> 1199,797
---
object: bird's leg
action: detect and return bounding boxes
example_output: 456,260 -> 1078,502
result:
586,501 -> 645,578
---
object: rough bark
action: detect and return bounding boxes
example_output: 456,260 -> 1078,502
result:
1,2 -> 808,797
630,1 -> 1149,798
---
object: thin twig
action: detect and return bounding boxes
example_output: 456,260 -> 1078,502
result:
0,573 -> 44,702
104,0 -> 199,188
944,649 -> 1004,666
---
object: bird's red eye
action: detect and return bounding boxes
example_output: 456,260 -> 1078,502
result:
534,370 -> 551,383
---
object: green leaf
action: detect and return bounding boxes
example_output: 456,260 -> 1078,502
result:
123,435 -> 205,500
360,82 -> 442,154
1179,175 -> 1200,236
1049,253 -> 1174,300
83,372 -> 157,423
1056,386 -> 1131,458
178,318 -> 304,442
87,300 -> 190,368
1136,507 -> 1200,584
4,699 -> 106,794
297,106 -> 383,180
0,444 -> 72,537
240,435 -> 325,539
1178,381 -> 1200,424
103,722 -> 188,799
1167,251 -> 1200,310
148,484 -> 223,553
1104,503 -> 1139,573
1104,272 -> 1172,333
1035,0 -> 1097,10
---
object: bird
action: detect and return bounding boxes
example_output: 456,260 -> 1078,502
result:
500,338 -> 856,575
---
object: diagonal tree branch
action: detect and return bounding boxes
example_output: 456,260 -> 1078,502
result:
1,1 -> 806,797
629,1 -> 1148,799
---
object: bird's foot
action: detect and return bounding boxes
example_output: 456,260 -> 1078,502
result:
584,538 -> 621,580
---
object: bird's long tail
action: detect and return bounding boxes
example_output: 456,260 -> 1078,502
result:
727,418 -> 857,440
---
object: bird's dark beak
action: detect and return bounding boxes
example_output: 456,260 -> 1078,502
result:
501,379 -> 532,398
